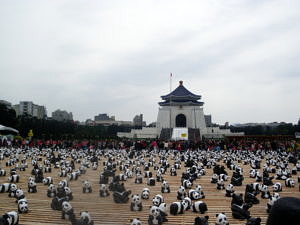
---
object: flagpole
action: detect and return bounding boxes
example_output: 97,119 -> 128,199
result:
169,73 -> 172,140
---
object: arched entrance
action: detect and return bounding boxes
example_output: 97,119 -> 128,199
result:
176,114 -> 186,127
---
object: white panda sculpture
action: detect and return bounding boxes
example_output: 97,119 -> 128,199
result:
215,213 -> 229,225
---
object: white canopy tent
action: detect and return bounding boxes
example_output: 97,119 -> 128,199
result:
0,124 -> 19,134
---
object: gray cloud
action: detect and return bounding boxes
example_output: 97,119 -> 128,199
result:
0,0 -> 299,124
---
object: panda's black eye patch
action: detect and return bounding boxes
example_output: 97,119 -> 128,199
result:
219,218 -> 222,222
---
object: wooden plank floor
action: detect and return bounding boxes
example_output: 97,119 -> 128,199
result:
0,149 -> 299,225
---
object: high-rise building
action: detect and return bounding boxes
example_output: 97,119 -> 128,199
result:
52,109 -> 73,121
14,101 -> 47,119
95,113 -> 114,121
133,114 -> 143,126
204,115 -> 212,127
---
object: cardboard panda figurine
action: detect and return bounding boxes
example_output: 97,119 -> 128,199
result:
15,189 -> 25,203
99,173 -> 109,184
170,167 -> 177,176
0,169 -> 6,176
119,173 -> 128,181
267,193 -> 280,214
189,189 -> 201,200
61,201 -> 76,222
130,194 -> 143,211
51,195 -> 67,210
28,180 -> 37,193
75,211 -> 94,225
182,179 -> 192,189
194,216 -> 209,225
0,211 -> 19,225
82,181 -> 92,193
260,185 -> 271,199
183,197 -> 192,210
18,198 -> 28,213
217,179 -> 225,190
135,174 -> 143,184
177,186 -> 186,200
148,206 -> 163,225
99,184 -> 110,197
152,194 -> 164,207
272,182 -> 282,192
130,218 -> 142,225
64,187 -> 73,201
249,169 -> 257,178
161,180 -> 170,193
244,184 -> 259,205
215,213 -> 229,225
195,185 -> 205,197
156,171 -> 164,182
255,172 -> 262,182
58,170 -> 67,177
109,176 -> 121,192
7,184 -> 18,197
51,184 -> 67,210
126,169 -> 133,178
147,178 -> 156,186
43,177 -> 53,185
112,183 -> 132,203
246,217 -> 261,225
225,184 -> 235,197
192,201 -> 208,214
231,171 -> 244,186
34,168 -> 44,183
285,178 -> 295,187
158,203 -> 168,222
219,174 -> 229,181
141,188 -> 150,200
211,174 -> 218,184
8,174 -> 20,183
0,183 -> 15,194
47,184 -> 56,198
170,201 -> 184,215
68,171 -> 79,181
231,193 -> 251,220
144,171 -> 153,178
59,179 -> 69,189
44,166 -> 51,173
92,162 -> 98,170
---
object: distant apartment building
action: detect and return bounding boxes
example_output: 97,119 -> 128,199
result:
95,113 -> 115,121
13,101 -> 47,119
52,109 -> 73,121
91,113 -> 132,126
133,114 -> 143,126
204,115 -> 212,127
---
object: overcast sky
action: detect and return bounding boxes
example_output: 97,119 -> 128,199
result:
0,0 -> 299,124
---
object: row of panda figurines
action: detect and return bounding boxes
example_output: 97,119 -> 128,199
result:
0,179 -> 94,225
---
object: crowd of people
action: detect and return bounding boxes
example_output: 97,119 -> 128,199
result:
1,136 -> 299,152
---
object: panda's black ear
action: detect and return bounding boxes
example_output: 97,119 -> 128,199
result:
137,218 -> 140,220
222,212 -> 225,214
257,217 -> 261,222
131,195 -> 133,197
205,215 -> 209,219
129,219 -> 133,222
216,214 -> 219,217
